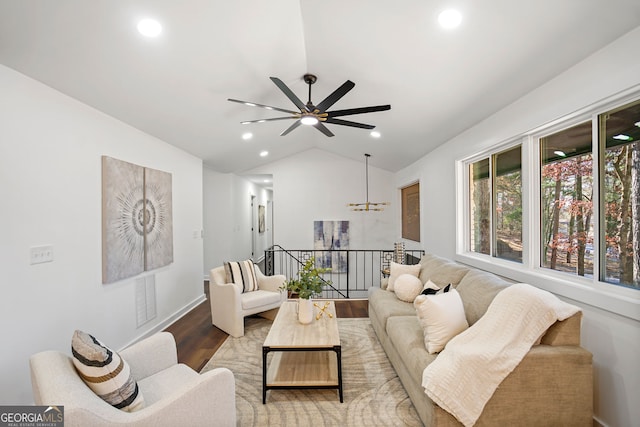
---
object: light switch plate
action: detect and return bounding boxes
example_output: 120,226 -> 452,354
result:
30,245 -> 54,264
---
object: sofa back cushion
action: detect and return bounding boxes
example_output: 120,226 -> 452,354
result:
455,269 -> 510,325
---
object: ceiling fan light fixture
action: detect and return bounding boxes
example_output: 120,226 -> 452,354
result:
300,116 -> 319,125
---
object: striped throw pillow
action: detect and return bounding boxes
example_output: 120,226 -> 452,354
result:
71,330 -> 144,412
224,260 -> 258,292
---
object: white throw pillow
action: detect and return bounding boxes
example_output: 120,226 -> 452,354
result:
394,273 -> 424,302
388,261 -> 421,291
414,289 -> 469,354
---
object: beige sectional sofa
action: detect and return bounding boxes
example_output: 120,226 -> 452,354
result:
368,253 -> 593,427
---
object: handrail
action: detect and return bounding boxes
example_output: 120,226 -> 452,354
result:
265,245 -> 425,299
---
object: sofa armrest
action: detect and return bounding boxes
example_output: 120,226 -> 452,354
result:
477,344 -> 593,426
120,332 -> 178,381
540,311 -> 582,346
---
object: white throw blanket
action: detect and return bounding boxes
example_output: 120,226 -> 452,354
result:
421,283 -> 580,427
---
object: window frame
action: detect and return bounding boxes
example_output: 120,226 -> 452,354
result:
455,87 -> 640,321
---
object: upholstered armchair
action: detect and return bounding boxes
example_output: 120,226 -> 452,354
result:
209,263 -> 286,337
30,332 -> 236,427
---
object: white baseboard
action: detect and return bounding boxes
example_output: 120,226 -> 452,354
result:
119,293 -> 207,350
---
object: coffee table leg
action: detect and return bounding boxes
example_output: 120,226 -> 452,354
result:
335,345 -> 343,403
262,346 -> 269,404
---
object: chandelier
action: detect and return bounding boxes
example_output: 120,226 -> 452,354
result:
348,154 -> 390,212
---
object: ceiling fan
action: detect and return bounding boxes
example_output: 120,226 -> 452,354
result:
228,74 -> 391,137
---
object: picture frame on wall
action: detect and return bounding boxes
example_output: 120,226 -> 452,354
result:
258,205 -> 265,233
401,182 -> 420,242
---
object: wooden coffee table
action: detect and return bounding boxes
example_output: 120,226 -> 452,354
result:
262,300 -> 343,403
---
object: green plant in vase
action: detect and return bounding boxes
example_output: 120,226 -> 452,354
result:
282,256 -> 332,299
282,257 -> 331,324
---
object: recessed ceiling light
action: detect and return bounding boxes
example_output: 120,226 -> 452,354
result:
263,179 -> 270,183
438,9 -> 462,29
370,131 -> 381,138
613,134 -> 632,141
137,19 -> 162,37
259,150 -> 269,157
242,132 -> 253,140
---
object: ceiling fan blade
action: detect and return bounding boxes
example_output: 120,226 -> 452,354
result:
327,105 -> 391,117
315,80 -> 355,112
240,116 -> 298,124
270,77 -> 309,112
280,120 -> 302,136
227,98 -> 299,115
325,117 -> 375,130
313,122 -> 335,137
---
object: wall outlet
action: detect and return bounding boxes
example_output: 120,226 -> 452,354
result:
30,245 -> 54,264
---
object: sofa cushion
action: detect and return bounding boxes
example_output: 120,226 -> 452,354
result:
388,261 -> 421,291
369,286 -> 416,328
224,260 -> 258,293
241,289 -> 281,310
456,269 -> 510,325
394,274 -> 424,302
71,330 -> 145,412
417,254 -> 451,283
414,289 -> 469,354
422,262 -> 470,288
137,363 -> 199,406
386,316 -> 437,378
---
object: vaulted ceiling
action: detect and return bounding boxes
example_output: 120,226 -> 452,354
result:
1,0 -> 639,173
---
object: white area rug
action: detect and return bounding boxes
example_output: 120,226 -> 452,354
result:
201,317 -> 421,426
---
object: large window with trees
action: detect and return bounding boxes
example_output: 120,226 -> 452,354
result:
462,94 -> 640,295
469,145 -> 522,262
599,100 -> 640,289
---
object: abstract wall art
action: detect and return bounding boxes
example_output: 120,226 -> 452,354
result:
258,205 -> 265,233
313,220 -> 349,273
102,156 -> 173,284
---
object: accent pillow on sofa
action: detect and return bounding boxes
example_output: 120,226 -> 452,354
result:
421,279 -> 441,295
387,261 -> 421,292
414,289 -> 469,354
394,273 -> 424,302
224,259 -> 258,292
71,330 -> 144,412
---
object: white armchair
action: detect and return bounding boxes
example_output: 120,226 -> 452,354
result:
209,264 -> 286,337
30,332 -> 236,427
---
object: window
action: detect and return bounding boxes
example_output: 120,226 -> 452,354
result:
540,122 -> 594,277
469,146 -> 522,262
599,100 -> 640,289
401,182 -> 420,241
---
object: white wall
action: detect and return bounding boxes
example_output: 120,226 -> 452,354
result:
202,168 -> 272,275
249,149 -> 397,250
396,27 -> 640,427
0,65 -> 205,405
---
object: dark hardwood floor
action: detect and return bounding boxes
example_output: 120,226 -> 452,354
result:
163,282 -> 369,372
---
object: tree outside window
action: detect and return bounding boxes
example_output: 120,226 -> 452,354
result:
540,122 -> 594,277
599,100 -> 640,289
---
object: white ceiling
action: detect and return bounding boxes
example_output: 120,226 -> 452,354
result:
1,0 -> 640,174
